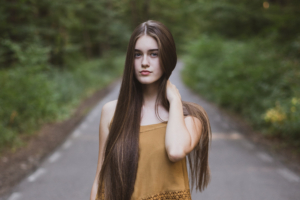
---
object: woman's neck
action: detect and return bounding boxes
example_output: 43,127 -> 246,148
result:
142,82 -> 159,109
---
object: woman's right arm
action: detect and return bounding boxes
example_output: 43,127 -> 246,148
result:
90,102 -> 111,200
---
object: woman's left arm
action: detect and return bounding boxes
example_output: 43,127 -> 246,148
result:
165,80 -> 202,162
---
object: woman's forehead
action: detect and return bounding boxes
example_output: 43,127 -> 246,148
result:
135,35 -> 158,50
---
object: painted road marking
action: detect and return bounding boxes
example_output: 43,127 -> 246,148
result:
27,168 -> 46,182
212,132 -> 243,140
212,133 -> 228,140
48,152 -> 61,163
257,152 -> 273,163
229,132 -> 243,140
8,192 -> 22,200
277,168 -> 300,182
72,130 -> 81,138
80,123 -> 88,130
62,140 -> 72,149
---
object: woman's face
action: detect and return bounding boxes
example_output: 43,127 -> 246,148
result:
134,35 -> 163,85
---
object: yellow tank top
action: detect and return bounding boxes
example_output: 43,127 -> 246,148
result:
96,122 -> 191,200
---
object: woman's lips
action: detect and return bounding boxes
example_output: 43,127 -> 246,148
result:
141,71 -> 151,75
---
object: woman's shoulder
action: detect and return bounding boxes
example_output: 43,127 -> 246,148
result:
103,99 -> 118,110
102,100 -> 118,127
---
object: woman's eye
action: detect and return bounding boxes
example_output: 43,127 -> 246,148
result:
135,53 -> 141,57
151,53 -> 158,57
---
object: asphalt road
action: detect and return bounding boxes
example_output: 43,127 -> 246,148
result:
3,61 -> 300,200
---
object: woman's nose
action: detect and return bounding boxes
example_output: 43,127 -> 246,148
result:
142,54 -> 149,66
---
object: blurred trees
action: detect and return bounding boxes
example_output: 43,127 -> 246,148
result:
181,0 -> 300,143
1,0 -> 300,149
2,0 -> 298,69
0,0 -> 132,69
0,0 -> 130,150
182,0 -> 300,56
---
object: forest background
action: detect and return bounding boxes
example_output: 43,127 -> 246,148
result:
0,0 -> 299,153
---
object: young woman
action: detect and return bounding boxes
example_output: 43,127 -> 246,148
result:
90,20 -> 212,200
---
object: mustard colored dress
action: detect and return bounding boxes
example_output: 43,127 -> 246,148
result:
96,122 -> 191,200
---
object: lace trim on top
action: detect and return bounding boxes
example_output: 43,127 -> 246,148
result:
141,189 -> 191,200
96,189 -> 191,200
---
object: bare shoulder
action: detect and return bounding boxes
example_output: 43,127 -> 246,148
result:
103,99 -> 118,111
102,100 -> 118,128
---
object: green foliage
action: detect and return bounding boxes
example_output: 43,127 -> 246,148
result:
0,54 -> 124,150
179,0 -> 300,145
182,35 -> 300,140
1,0 -> 300,150
0,0 -> 130,150
0,67 -> 55,139
180,0 -> 300,57
0,0 -> 131,68
264,98 -> 300,139
1,38 -> 51,68
186,1 -> 270,38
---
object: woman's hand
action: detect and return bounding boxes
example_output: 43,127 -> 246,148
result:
166,79 -> 181,104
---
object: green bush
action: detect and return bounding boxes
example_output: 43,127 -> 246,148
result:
182,35 -> 300,141
0,53 -> 124,151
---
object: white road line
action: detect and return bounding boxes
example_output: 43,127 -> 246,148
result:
80,123 -> 88,130
62,140 -> 72,149
8,192 -> 22,200
48,152 -> 61,163
257,152 -> 273,163
212,132 -> 243,141
212,133 -> 226,140
277,168 -> 300,182
72,130 -> 81,138
229,132 -> 243,140
28,168 -> 46,182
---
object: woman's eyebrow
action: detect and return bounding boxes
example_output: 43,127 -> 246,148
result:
134,49 -> 158,51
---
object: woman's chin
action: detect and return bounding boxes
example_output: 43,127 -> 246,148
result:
139,79 -> 157,85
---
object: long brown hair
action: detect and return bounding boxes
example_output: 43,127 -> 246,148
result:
97,20 -> 212,200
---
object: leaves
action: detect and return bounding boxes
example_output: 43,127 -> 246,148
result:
182,35 -> 300,140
